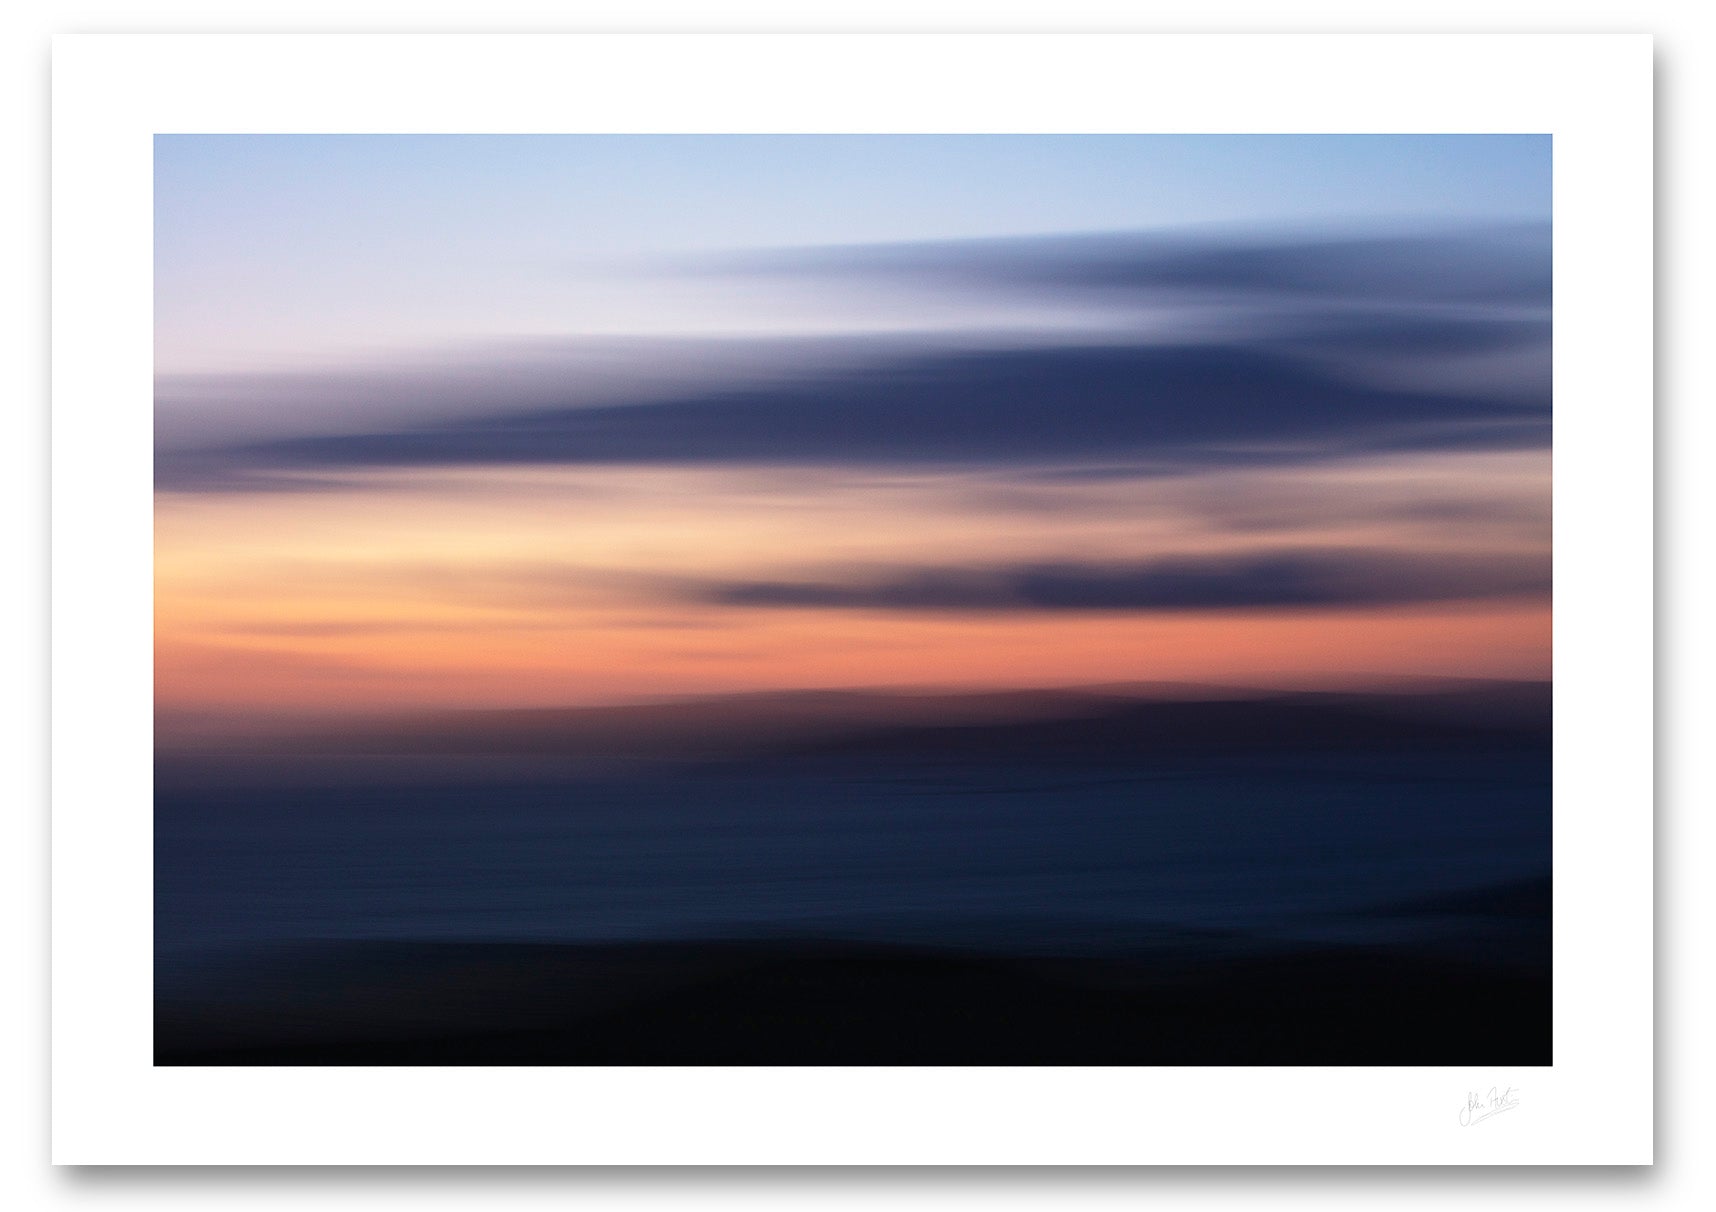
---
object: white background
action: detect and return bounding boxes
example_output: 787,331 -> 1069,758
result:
7,0 -> 1710,1204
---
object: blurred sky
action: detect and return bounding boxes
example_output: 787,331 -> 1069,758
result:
154,135 -> 1552,730
156,134 -> 1550,373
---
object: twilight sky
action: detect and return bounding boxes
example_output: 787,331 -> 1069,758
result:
154,134 -> 1551,729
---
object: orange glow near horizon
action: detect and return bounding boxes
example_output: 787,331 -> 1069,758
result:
155,452 -> 1551,728
156,603 -> 1552,718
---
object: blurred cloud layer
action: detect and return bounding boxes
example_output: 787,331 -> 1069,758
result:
154,136 -> 1550,724
158,223 -> 1549,478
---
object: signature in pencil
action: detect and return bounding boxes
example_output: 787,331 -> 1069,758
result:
1459,1086 -> 1521,1127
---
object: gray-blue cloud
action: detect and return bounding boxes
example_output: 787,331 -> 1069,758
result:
731,223 -> 1551,309
155,224 -> 1550,492
157,341 -> 1547,491
692,548 -> 1551,613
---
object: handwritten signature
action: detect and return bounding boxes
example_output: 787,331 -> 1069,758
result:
1459,1086 -> 1521,1126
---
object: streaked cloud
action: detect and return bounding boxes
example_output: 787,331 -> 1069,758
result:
727,223 -> 1550,309
155,223 -> 1550,493
688,547 -> 1551,614
157,340 -> 1546,491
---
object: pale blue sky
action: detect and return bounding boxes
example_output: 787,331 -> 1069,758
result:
155,134 -> 1550,375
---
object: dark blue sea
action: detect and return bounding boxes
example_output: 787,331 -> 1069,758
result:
156,748 -> 1550,970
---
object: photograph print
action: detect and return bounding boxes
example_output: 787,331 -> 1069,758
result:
153,133 -> 1552,1066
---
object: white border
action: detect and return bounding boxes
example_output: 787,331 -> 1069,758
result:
51,33 -> 1652,1165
